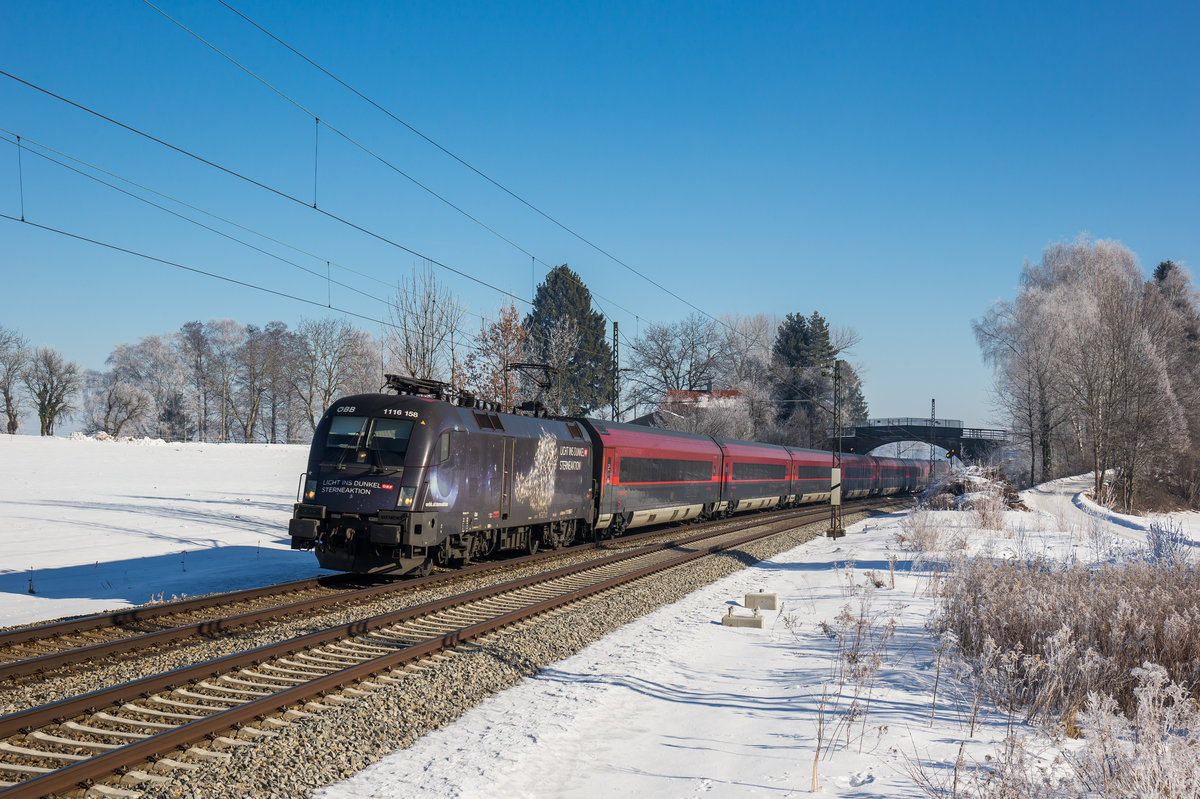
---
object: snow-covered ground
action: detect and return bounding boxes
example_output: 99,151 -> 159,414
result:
0,434 -> 314,627
3,437 -> 1198,796
313,477 -> 1200,799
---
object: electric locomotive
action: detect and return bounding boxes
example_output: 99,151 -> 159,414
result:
290,374 -> 939,575
289,376 -> 594,575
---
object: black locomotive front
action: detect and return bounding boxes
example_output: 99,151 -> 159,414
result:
290,378 -> 596,576
289,392 -> 447,575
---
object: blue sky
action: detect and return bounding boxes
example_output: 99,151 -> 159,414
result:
2,0 -> 1196,429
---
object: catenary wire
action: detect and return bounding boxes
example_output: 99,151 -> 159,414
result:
0,68 -> 531,309
212,0 -> 711,325
141,0 -> 642,324
192,5 -> 838,414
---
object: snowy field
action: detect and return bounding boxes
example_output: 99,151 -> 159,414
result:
2,436 -> 1198,796
0,434 -> 314,627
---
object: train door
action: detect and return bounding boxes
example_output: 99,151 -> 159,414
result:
603,454 -> 614,514
501,436 -> 514,519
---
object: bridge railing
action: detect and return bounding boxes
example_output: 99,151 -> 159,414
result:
962,427 -> 1010,441
848,417 -> 965,429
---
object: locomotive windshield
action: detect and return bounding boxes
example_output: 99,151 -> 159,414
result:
321,416 -> 414,470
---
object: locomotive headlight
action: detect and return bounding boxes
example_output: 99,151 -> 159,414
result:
397,487 -> 416,508
305,479 -> 318,501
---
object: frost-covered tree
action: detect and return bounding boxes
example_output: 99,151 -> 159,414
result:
109,335 -> 186,439
82,369 -> 152,437
974,288 -> 1066,486
22,346 -> 81,436
978,236 -> 1192,509
0,325 -> 30,434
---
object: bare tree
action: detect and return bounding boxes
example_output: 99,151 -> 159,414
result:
230,325 -> 269,442
386,264 -> 465,382
82,369 -> 152,436
291,317 -> 373,430
463,301 -> 530,409
0,326 -> 30,434
256,321 -> 298,444
205,320 -> 246,442
627,313 -> 722,409
177,321 -> 212,441
22,347 -> 81,436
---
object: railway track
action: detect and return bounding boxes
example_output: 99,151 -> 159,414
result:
0,498 -> 906,797
0,499 -> 888,685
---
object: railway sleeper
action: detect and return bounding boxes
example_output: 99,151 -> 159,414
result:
233,726 -> 278,740
210,735 -> 253,751
198,679 -> 272,698
30,730 -> 122,753
185,746 -> 231,760
275,657 -> 339,673
0,741 -> 89,761
93,711 -> 174,731
119,768 -> 171,787
121,702 -> 204,722
0,762 -> 53,776
147,695 -> 227,714
297,650 -> 366,667
84,782 -> 140,798
242,666 -> 309,683
222,673 -> 291,690
173,688 -> 243,706
61,721 -> 151,741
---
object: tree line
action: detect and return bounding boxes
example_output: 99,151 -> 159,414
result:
2,262 -> 868,448
975,236 -> 1200,511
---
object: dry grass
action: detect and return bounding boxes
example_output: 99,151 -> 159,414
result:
937,558 -> 1200,723
896,508 -> 942,552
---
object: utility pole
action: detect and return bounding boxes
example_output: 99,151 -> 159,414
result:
612,321 -> 620,422
929,398 -> 936,466
826,361 -> 845,538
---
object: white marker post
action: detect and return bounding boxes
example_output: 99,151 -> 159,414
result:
826,467 -> 845,538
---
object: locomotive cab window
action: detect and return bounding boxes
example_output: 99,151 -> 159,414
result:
324,416 -> 367,457
321,416 -> 414,469
366,419 -> 414,468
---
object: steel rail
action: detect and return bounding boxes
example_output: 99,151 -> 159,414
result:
1,500 -> 892,799
0,499 -> 892,682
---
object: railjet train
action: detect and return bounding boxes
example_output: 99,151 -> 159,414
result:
289,375 -> 937,575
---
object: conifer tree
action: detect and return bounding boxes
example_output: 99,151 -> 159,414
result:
523,264 -> 613,415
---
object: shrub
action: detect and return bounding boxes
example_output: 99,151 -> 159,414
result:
1145,518 -> 1191,566
897,508 -> 942,552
